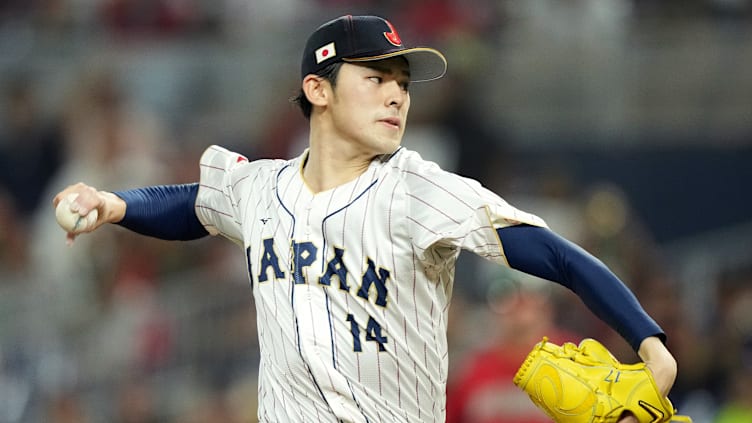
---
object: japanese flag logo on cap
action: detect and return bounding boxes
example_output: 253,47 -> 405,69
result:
315,42 -> 336,64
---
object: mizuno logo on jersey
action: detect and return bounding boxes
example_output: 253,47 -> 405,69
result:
260,218 -> 271,224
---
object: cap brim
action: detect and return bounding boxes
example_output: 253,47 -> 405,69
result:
343,47 -> 447,82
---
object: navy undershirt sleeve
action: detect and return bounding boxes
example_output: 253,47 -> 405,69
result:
113,183 -> 209,241
496,224 -> 665,351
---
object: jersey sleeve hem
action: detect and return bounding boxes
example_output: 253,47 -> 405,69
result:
195,145 -> 245,245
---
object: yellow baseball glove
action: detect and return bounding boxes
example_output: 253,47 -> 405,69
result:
513,337 -> 692,423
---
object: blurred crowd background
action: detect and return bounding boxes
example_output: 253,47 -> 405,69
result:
0,0 -> 751,422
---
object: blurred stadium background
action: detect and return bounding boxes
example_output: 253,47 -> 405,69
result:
0,0 -> 750,422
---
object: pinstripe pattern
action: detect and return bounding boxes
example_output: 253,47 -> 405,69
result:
194,145 -> 546,422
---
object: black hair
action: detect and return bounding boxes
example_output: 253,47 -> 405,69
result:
291,62 -> 344,120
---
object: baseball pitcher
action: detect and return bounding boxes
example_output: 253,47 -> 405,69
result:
53,15 -> 688,423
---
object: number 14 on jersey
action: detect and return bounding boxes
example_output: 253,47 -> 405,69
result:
346,314 -> 388,352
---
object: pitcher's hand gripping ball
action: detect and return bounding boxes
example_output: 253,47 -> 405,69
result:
513,337 -> 692,423
55,193 -> 98,234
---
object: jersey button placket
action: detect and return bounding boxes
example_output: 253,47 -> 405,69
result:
304,201 -> 313,237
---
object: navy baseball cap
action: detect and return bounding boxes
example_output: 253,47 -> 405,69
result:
301,15 -> 447,82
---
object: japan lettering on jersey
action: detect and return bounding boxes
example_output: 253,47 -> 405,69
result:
195,145 -> 546,422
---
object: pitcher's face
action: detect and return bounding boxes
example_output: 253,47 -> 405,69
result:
327,58 -> 411,155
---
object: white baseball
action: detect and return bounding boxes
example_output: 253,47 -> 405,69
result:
55,193 -> 98,233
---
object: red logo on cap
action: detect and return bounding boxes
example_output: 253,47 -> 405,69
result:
383,20 -> 402,46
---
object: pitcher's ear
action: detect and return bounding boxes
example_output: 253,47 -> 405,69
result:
302,75 -> 329,107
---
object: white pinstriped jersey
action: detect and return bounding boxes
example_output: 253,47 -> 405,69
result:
195,145 -> 546,422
